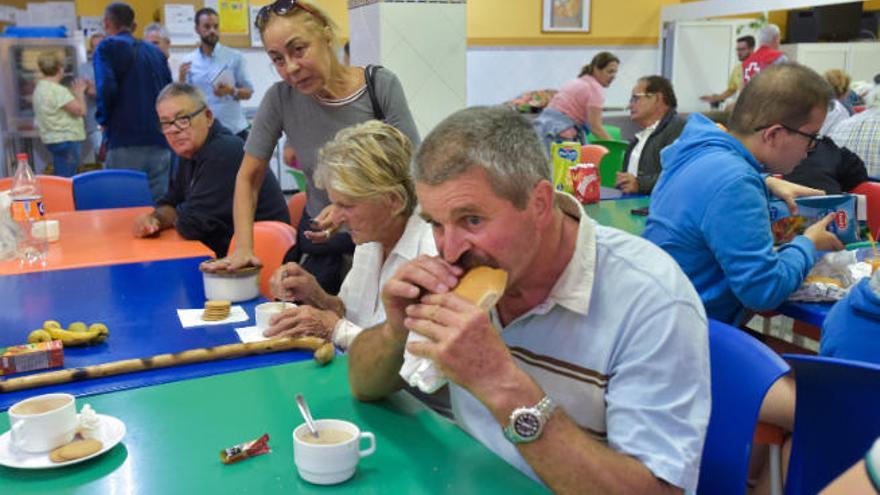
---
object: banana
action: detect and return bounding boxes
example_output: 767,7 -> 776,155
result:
46,327 -> 101,346
43,320 -> 61,330
68,322 -> 88,333
28,329 -> 52,344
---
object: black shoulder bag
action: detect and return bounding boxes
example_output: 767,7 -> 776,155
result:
364,64 -> 385,121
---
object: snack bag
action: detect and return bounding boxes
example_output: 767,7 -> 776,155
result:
768,194 -> 860,245
550,141 -> 580,194
570,163 -> 600,204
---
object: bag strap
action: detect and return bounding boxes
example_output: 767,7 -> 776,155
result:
364,64 -> 385,121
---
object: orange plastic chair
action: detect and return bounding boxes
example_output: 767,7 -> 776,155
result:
851,181 -> 880,237
580,144 -> 609,167
287,191 -> 307,230
0,175 -> 75,213
229,220 -> 297,299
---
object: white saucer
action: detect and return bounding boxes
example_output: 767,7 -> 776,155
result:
0,414 -> 126,469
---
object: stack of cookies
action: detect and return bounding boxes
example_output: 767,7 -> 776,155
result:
202,300 -> 231,321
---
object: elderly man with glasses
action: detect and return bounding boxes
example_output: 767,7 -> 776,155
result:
132,82 -> 289,257
616,76 -> 686,194
643,63 -> 845,326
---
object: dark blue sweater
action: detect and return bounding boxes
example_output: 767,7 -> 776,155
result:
94,32 -> 171,149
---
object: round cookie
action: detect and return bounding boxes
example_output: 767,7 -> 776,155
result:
49,438 -> 103,463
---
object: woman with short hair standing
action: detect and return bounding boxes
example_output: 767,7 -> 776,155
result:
205,0 -> 419,295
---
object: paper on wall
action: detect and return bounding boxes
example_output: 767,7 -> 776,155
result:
249,5 -> 263,47
165,4 -> 198,46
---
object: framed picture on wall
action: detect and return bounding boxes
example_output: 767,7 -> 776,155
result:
542,0 -> 590,33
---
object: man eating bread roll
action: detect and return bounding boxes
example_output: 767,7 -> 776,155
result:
347,106 -> 710,494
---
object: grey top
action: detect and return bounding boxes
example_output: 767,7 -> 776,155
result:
245,67 -> 420,217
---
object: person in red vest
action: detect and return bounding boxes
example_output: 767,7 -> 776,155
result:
742,24 -> 788,85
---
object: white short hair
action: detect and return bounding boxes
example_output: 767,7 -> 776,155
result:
759,24 -> 781,45
144,22 -> 170,41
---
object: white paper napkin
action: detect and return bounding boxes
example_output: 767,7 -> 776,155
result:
176,306 -> 249,328
235,325 -> 270,343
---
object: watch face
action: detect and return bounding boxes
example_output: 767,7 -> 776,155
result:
513,412 -> 541,438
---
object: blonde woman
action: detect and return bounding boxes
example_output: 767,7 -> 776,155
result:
33,51 -> 86,177
204,0 -> 419,296
265,120 -> 434,350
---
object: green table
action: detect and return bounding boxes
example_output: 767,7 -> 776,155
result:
584,197 -> 650,235
0,357 -> 546,494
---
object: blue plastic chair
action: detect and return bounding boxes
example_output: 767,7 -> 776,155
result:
72,170 -> 154,210
697,319 -> 790,495
784,355 -> 880,495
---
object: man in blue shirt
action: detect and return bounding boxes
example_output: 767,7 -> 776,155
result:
178,7 -> 253,142
95,2 -> 173,200
644,64 -> 844,325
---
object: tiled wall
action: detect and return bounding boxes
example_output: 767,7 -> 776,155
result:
350,1 -> 467,137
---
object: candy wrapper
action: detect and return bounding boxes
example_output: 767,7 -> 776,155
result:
769,194 -> 860,245
570,163 -> 600,204
220,433 -> 270,464
550,142 -> 580,195
788,250 -> 872,302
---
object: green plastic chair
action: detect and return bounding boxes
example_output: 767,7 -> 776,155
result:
285,168 -> 307,192
591,139 -> 630,187
586,124 -> 622,143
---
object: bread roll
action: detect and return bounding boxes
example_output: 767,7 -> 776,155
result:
453,266 -> 508,310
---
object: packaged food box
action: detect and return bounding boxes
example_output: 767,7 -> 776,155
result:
570,163 -> 600,204
550,141 -> 580,195
0,340 -> 64,375
768,194 -> 860,245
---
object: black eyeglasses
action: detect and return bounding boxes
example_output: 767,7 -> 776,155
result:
159,105 -> 207,133
254,0 -> 326,32
754,123 -> 821,151
629,92 -> 654,104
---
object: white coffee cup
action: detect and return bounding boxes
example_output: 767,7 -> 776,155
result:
8,393 -> 78,453
293,419 -> 376,485
255,302 -> 297,330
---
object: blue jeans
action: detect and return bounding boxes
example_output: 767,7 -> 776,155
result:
45,141 -> 82,177
105,145 -> 172,201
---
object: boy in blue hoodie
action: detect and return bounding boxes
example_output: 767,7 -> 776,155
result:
821,271 -> 880,364
644,63 -> 845,325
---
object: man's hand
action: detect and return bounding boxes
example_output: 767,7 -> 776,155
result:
132,212 -> 160,238
214,82 -> 235,98
178,61 -> 191,82
765,177 -> 824,215
200,249 -> 262,272
404,291 -> 519,401
381,256 -> 462,340
803,213 -> 845,251
263,306 -> 339,340
270,262 -> 325,305
615,172 -> 639,194
303,204 -> 343,244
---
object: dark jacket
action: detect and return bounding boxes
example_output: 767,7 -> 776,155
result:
623,110 -> 686,194
158,121 -> 290,257
782,137 -> 868,194
94,32 -> 171,149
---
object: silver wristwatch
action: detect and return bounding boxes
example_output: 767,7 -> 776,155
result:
502,396 -> 557,444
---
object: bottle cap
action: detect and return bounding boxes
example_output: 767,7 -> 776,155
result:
15,153 -> 27,161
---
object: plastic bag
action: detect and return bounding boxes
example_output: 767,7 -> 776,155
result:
0,192 -> 20,261
788,250 -> 872,302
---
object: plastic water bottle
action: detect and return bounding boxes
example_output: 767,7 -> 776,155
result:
9,153 -> 47,266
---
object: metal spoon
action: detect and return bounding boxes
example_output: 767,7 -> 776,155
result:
295,394 -> 319,438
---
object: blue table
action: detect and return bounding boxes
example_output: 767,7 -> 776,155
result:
0,257 -> 312,411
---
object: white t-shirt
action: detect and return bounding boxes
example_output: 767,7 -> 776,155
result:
332,214 -> 436,348
626,120 -> 659,176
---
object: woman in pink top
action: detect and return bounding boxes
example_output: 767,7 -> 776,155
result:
533,52 -> 619,151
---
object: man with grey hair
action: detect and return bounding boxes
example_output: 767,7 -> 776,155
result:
143,22 -> 171,59
132,82 -> 288,256
347,106 -> 711,493
742,23 -> 788,85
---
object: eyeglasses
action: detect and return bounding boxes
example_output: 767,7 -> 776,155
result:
159,105 -> 207,133
254,0 -> 326,32
629,92 -> 653,104
754,124 -> 821,151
